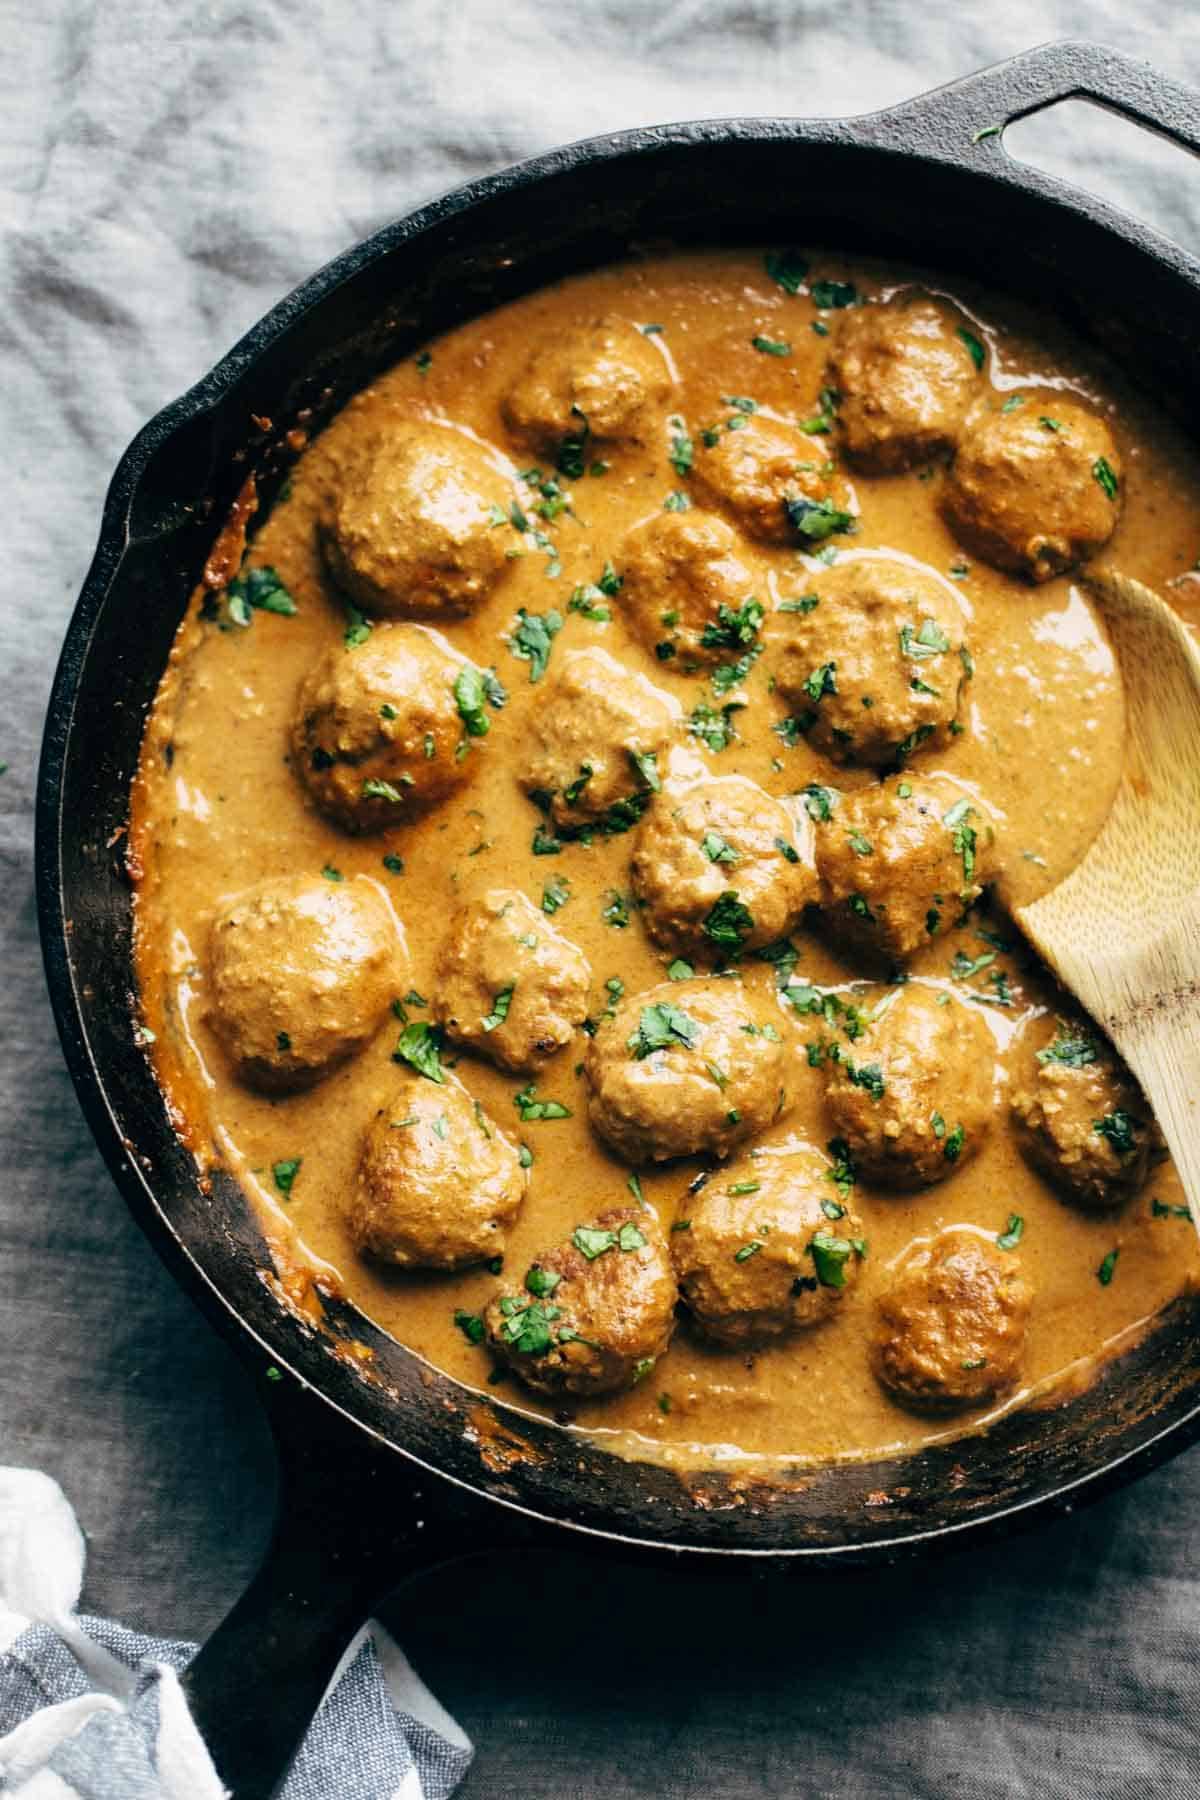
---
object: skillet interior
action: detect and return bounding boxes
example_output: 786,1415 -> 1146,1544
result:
38,86 -> 1200,1560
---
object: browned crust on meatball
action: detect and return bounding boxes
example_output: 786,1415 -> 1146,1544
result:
828,292 -> 981,474
349,1075 -> 528,1269
873,1227 -> 1031,1413
434,888 -> 591,1073
484,1206 -> 677,1397
673,1144 -> 865,1347
822,984 -> 996,1189
1009,1015 -> 1163,1211
943,398 -> 1121,583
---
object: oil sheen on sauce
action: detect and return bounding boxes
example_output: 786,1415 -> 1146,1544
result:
130,250 -> 1200,1472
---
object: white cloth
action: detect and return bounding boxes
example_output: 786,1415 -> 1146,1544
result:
0,1472 -> 471,1799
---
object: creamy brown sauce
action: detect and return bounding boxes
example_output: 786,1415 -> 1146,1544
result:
130,249 -> 1200,1471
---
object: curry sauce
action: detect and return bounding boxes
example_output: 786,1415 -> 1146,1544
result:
130,249 -> 1200,1470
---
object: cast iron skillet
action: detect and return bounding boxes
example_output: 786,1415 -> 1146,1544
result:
35,38 -> 1200,1799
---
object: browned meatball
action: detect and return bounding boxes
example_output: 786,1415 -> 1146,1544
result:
673,1143 -> 866,1347
822,984 -> 995,1188
501,315 -> 671,454
828,293 -> 982,473
433,888 -> 591,1073
619,509 -> 762,668
585,976 -> 795,1164
206,875 -> 400,1092
943,398 -> 1121,582
293,624 -> 477,832
1009,1015 -> 1162,1211
813,775 -> 996,968
873,1227 -> 1032,1413
770,556 -> 972,767
320,419 -> 513,619
692,412 -> 857,546
631,774 -> 816,958
348,1074 -> 528,1268
521,646 -> 680,833
484,1206 -> 676,1397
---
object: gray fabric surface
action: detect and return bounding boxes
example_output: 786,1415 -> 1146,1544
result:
3,1 -> 1200,1793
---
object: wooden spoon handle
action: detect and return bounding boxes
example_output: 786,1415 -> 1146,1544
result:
1105,920 -> 1200,1220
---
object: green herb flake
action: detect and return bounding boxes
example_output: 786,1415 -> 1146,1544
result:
785,497 -> 854,543
957,327 -> 986,370
481,985 -> 515,1033
1037,1027 -> 1096,1068
509,608 -> 563,682
272,1157 -> 302,1198
764,248 -> 809,294
1095,1111 -> 1139,1156
542,875 -> 570,914
628,1002 -> 702,1060
734,1240 -> 763,1263
454,1310 -> 485,1344
382,852 -> 405,875
1093,457 -> 1119,501
454,666 -> 494,737
801,783 -> 840,822
362,776 -> 413,804
809,279 -> 857,310
1097,1248 -> 1120,1286
344,603 -> 372,649
225,565 -> 299,621
752,334 -> 792,357
667,958 -> 694,981
514,1083 -> 572,1122
809,1230 -> 853,1288
321,864 -> 343,882
393,1021 -> 445,1084
997,1214 -> 1024,1251
701,829 -> 740,865
703,890 -> 755,950
628,1172 -> 646,1207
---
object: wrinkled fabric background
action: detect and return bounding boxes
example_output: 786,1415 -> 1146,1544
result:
4,2 -> 1200,1794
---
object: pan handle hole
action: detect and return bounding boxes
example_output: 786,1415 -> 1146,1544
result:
1003,98 -> 1200,255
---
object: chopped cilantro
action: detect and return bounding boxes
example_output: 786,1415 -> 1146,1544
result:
1093,457 -> 1119,501
1097,1248 -> 1120,1286
703,890 -> 755,950
997,1215 -> 1024,1251
226,564 -> 298,620
1037,1027 -> 1096,1068
752,334 -> 791,356
809,279 -> 857,309
701,830 -> 740,865
481,985 -> 515,1033
393,1021 -> 445,1083
800,783 -> 840,822
667,958 -> 694,981
513,1083 -> 572,1122
542,875 -> 570,913
957,327 -> 986,370
809,1231 -> 853,1287
454,1310 -> 485,1345
628,1002 -> 702,1059
272,1157 -> 302,1198
508,608 -> 563,682
900,618 -> 952,660
785,496 -> 854,542
1095,1111 -> 1139,1156
764,248 -> 809,293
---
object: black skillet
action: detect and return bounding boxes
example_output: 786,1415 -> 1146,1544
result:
35,38 -> 1200,1800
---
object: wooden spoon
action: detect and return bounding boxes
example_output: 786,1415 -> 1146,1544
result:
1016,568 -> 1200,1218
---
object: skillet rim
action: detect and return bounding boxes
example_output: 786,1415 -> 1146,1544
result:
35,48 -> 1200,1563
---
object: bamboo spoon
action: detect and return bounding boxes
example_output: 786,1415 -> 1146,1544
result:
1016,568 -> 1200,1221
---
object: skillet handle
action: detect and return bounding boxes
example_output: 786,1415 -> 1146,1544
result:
179,1371 -> 506,1799
853,38 -> 1200,160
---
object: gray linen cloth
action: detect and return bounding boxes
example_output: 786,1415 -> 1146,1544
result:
3,1 -> 1200,1795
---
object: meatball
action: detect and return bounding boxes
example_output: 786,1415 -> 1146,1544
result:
692,413 -> 856,547
822,984 -> 995,1188
873,1227 -> 1032,1413
828,292 -> 981,473
619,509 -> 762,668
1010,1015 -> 1162,1211
320,419 -> 513,619
206,875 -> 399,1092
483,1206 -> 676,1397
521,646 -> 680,833
293,624 -> 476,832
501,315 -> 671,453
433,888 -> 591,1073
673,1143 -> 866,1347
348,1074 -> 528,1269
585,977 -> 795,1164
631,774 -> 816,958
770,556 -> 971,768
943,398 -> 1121,582
813,775 -> 996,968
